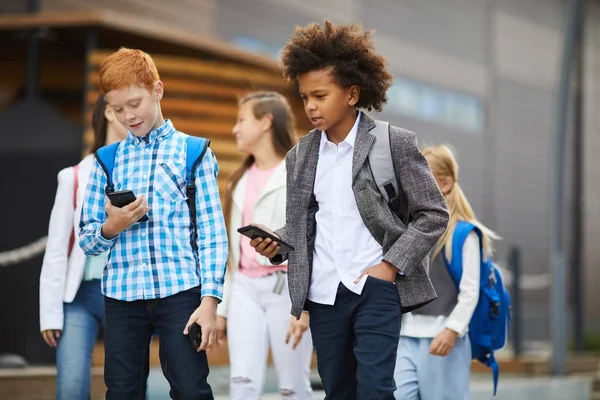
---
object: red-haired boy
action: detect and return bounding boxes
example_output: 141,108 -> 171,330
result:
79,48 -> 227,400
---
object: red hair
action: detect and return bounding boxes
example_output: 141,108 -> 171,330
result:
99,48 -> 160,94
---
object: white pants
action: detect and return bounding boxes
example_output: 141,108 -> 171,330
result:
227,271 -> 314,400
394,335 -> 472,400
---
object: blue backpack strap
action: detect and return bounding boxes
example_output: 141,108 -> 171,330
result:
185,135 -> 210,254
479,352 -> 499,396
449,221 -> 500,395
186,136 -> 210,185
94,142 -> 120,194
446,221 -> 481,288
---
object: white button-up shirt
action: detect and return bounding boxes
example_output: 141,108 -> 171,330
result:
308,112 -> 384,305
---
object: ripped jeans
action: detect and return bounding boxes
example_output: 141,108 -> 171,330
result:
227,272 -> 314,400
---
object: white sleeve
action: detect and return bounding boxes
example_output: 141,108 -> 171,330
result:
445,231 -> 480,335
39,168 -> 74,332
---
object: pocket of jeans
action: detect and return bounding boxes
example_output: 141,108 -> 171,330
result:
366,276 -> 400,308
155,162 -> 186,202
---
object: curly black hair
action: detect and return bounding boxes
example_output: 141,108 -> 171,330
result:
280,20 -> 394,112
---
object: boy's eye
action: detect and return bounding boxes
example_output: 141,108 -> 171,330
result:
114,108 -> 123,113
316,95 -> 326,100
300,95 -> 307,100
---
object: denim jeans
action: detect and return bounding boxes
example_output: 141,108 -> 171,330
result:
103,286 -> 213,400
56,279 -> 104,400
394,335 -> 472,400
308,277 -> 401,400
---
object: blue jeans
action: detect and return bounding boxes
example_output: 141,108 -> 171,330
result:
308,277 -> 401,400
394,335 -> 472,400
56,279 -> 104,400
103,286 -> 213,400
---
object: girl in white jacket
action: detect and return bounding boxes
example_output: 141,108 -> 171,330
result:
395,145 -> 500,400
217,92 -> 313,399
39,95 -> 128,400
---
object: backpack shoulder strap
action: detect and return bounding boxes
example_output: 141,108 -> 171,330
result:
446,221 -> 482,288
94,142 -> 120,194
185,135 -> 210,185
368,120 -> 399,204
185,135 -> 210,255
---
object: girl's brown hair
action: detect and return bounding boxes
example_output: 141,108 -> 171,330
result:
223,92 -> 296,229
90,95 -> 109,154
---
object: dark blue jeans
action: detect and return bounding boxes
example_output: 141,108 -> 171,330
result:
104,286 -> 213,400
308,277 -> 401,400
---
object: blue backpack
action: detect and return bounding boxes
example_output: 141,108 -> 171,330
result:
444,221 -> 511,396
94,135 -> 210,254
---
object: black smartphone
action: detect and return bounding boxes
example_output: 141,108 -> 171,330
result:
107,190 -> 149,222
187,322 -> 202,350
237,224 -> 295,254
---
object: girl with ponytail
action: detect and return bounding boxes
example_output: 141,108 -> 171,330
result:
394,145 -> 500,400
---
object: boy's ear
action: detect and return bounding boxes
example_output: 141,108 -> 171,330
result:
154,81 -> 164,101
104,106 -> 115,122
348,84 -> 360,107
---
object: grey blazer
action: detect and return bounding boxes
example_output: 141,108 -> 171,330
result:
274,114 -> 449,318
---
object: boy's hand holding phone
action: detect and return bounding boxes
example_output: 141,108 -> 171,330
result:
101,194 -> 150,239
244,224 -> 285,258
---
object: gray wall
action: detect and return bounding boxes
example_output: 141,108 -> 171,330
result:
583,1 -> 600,334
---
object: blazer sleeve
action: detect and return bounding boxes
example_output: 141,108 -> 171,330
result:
39,167 -> 75,332
383,127 -> 449,277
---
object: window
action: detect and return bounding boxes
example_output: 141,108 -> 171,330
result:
388,78 -> 484,133
231,36 -> 282,60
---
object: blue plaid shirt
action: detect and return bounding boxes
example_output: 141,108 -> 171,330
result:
79,120 -> 228,302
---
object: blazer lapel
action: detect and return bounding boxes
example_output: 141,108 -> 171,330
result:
352,114 -> 377,181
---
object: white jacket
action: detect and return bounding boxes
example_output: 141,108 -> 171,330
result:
39,154 -> 96,332
217,160 -> 287,318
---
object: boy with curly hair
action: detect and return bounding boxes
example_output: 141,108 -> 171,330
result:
251,21 -> 449,399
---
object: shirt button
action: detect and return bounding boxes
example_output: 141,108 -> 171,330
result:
142,263 -> 147,267
145,147 -> 150,151
143,174 -> 147,179
141,232 -> 146,237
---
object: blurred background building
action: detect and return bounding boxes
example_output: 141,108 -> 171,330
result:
1,0 -> 599,385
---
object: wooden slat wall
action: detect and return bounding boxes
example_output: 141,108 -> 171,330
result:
85,49 -> 310,195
